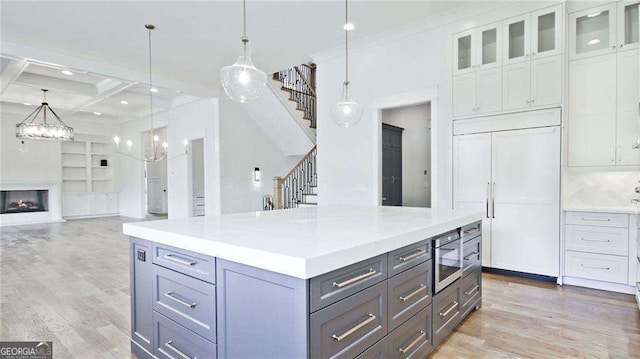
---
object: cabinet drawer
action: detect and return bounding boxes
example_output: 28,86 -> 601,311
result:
461,221 -> 482,241
388,240 -> 430,277
565,212 -> 629,228
388,260 -> 432,331
565,251 -> 628,284
565,225 -> 628,256
460,269 -> 482,318
386,304 -> 433,359
152,265 -> 216,341
354,337 -> 386,359
433,282 -> 461,347
310,254 -> 387,312
462,236 -> 481,275
310,281 -> 387,359
153,312 -> 216,359
153,243 -> 215,284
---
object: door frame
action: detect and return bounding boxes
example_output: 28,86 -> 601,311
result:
372,86 -> 438,208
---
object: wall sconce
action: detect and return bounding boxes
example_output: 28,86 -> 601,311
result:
254,167 -> 261,182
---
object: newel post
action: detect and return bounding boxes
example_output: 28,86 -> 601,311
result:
273,176 -> 283,209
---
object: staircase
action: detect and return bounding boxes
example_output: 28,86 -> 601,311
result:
273,63 -> 317,131
265,64 -> 318,210
272,145 -> 317,209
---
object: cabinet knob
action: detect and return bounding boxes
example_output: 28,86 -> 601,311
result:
525,100 -> 530,104
611,45 -> 616,49
531,99 -> 535,104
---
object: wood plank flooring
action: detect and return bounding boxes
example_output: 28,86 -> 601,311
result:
1,216 -> 639,358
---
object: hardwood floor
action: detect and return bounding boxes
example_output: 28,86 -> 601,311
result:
1,216 -> 639,358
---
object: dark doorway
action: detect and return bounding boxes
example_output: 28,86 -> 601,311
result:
382,123 -> 403,206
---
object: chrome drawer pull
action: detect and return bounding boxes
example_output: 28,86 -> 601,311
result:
580,217 -> 611,222
580,264 -> 610,270
463,228 -> 480,235
332,269 -> 377,288
463,252 -> 479,261
164,292 -> 197,308
438,301 -> 458,317
332,314 -> 376,341
164,254 -> 197,266
581,238 -> 611,243
399,284 -> 427,302
464,284 -> 480,296
165,341 -> 195,359
398,330 -> 426,354
399,249 -> 426,262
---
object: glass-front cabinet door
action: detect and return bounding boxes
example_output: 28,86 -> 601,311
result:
532,5 -> 562,58
454,29 -> 475,75
503,14 -> 530,64
570,4 -> 617,60
617,1 -> 639,51
476,22 -> 501,70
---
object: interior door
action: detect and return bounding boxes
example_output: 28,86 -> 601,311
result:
490,126 -> 560,276
146,159 -> 168,214
382,124 -> 403,206
453,133 -> 492,266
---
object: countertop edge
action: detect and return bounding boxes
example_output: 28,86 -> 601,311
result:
123,212 -> 483,279
563,205 -> 639,215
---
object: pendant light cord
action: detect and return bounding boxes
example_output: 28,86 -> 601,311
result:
243,0 -> 247,38
345,0 -> 349,85
147,25 -> 155,157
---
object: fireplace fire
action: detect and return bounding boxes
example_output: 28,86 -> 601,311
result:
0,190 -> 49,214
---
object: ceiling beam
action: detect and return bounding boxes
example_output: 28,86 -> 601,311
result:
0,58 -> 28,95
61,81 -> 137,117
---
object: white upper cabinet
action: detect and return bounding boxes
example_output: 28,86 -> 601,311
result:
453,72 -> 477,117
454,29 -> 475,75
530,55 -> 563,108
531,6 -> 562,58
616,49 -> 640,165
503,14 -> 531,65
570,4 -> 617,60
502,62 -> 531,111
453,23 -> 501,76
617,1 -> 640,51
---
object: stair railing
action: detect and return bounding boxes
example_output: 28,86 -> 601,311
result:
273,63 -> 317,129
273,145 -> 317,209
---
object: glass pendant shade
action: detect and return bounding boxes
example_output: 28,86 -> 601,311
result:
220,39 -> 266,103
16,122 -> 73,141
331,82 -> 363,128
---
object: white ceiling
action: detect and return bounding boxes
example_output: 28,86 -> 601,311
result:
0,1 -> 474,124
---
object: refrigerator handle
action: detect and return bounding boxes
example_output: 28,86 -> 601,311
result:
492,182 -> 496,219
485,182 -> 490,219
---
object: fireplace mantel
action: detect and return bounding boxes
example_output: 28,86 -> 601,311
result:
0,182 -> 63,226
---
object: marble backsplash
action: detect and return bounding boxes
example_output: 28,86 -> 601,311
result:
564,170 -> 640,208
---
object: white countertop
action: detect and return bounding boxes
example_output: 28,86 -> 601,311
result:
563,205 -> 640,215
123,205 -> 483,279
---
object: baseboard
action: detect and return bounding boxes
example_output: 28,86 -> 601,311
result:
562,276 -> 635,295
482,267 -> 557,283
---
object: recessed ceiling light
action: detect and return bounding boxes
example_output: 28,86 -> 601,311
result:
587,11 -> 602,18
588,39 -> 601,45
120,100 -> 129,105
61,70 -> 73,76
343,23 -> 355,31
23,102 -> 32,106
93,112 -> 102,116
150,88 -> 159,93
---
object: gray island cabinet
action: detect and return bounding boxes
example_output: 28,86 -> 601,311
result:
124,205 -> 483,359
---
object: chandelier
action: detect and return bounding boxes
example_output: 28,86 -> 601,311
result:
220,0 -> 267,103
113,24 -> 187,162
16,89 -> 74,141
331,0 -> 363,128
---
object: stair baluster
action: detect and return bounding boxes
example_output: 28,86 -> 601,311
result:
272,146 -> 317,210
273,63 -> 317,129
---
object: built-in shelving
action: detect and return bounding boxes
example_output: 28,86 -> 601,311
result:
61,135 -> 118,217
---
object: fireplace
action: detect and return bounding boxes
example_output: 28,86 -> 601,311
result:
0,190 -> 49,214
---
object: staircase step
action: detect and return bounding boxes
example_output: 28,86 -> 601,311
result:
297,203 -> 317,208
304,193 -> 318,204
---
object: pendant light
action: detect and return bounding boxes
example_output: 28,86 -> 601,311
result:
331,0 -> 363,128
220,0 -> 267,103
16,89 -> 74,141
113,24 -> 188,162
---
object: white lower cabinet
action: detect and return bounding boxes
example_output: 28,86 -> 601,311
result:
62,192 -> 119,218
453,125 -> 561,276
563,211 -> 635,292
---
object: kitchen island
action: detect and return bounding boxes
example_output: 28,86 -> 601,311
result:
124,205 -> 483,359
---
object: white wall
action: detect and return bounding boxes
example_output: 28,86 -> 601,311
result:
382,103 -> 431,207
218,96 -> 302,214
314,26 -> 452,208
